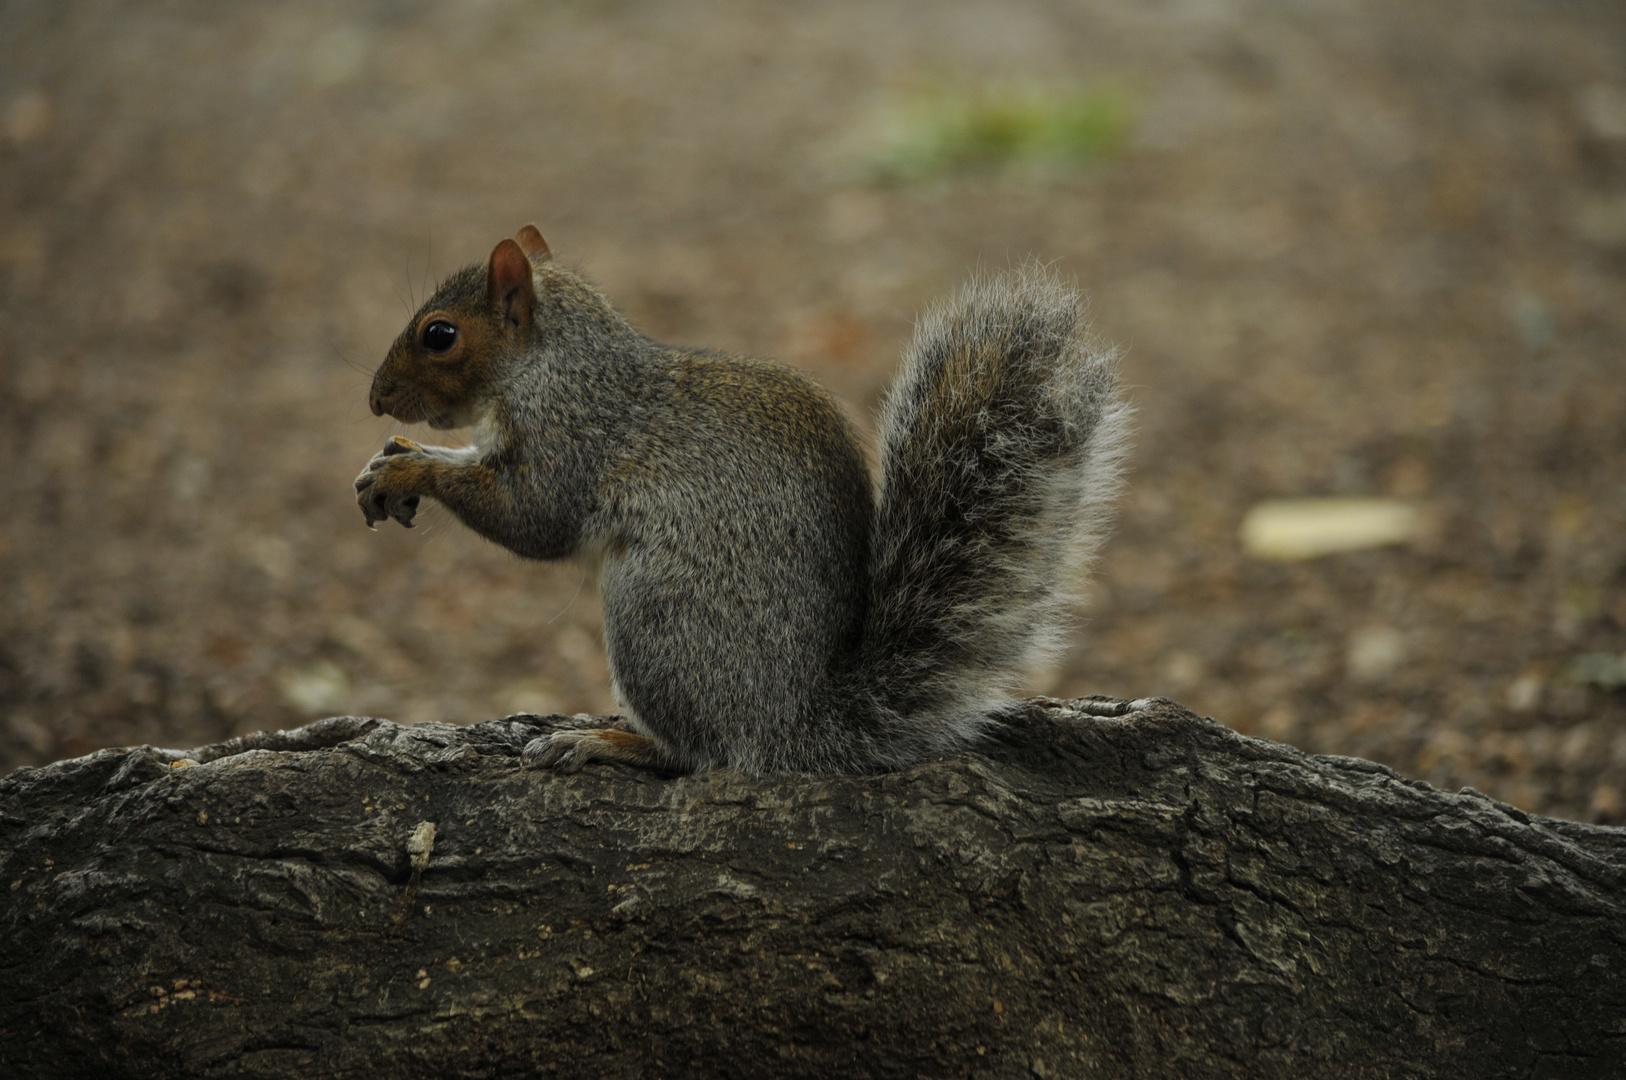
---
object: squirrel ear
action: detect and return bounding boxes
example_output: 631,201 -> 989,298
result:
515,224 -> 551,263
486,238 -> 535,328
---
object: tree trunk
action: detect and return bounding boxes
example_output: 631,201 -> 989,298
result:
2,697 -> 1622,1079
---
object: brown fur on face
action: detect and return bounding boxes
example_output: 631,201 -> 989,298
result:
369,299 -> 505,428
368,232 -> 545,428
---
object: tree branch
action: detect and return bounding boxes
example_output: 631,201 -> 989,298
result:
2,698 -> 1623,1079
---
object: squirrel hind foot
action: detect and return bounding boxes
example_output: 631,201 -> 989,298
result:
522,727 -> 680,775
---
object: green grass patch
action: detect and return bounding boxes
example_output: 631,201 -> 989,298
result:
869,84 -> 1133,183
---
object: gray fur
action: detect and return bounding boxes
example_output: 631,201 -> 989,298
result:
841,264 -> 1132,769
364,256 -> 1128,775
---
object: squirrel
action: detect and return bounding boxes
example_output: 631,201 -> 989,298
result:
355,224 -> 1130,776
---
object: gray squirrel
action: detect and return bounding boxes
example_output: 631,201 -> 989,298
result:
356,225 -> 1130,775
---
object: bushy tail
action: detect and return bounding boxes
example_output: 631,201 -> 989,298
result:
845,264 -> 1131,768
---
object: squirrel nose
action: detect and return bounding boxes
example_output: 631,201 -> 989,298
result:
369,390 -> 385,417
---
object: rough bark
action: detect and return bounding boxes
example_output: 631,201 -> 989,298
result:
1,697 -> 1622,1079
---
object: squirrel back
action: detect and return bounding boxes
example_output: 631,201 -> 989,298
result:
357,230 -> 1129,775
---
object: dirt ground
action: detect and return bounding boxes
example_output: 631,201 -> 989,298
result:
3,0 -> 1624,823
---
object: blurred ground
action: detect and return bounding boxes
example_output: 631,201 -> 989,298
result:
3,0 -> 1624,822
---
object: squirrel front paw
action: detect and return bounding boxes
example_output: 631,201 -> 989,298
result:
355,436 -> 429,529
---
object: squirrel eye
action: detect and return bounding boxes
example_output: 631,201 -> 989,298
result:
421,320 -> 458,353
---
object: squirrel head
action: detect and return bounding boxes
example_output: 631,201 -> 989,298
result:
368,225 -> 552,428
